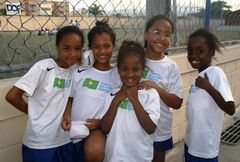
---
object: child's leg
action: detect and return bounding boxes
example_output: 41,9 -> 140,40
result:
184,144 -> 218,162
152,137 -> 173,162
22,143 -> 75,162
153,151 -> 165,162
84,129 -> 106,162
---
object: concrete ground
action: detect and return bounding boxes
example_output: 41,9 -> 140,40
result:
166,106 -> 240,162
166,142 -> 240,162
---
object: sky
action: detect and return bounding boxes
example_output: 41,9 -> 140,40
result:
68,0 -> 240,12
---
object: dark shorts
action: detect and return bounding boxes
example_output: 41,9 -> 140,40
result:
184,144 -> 218,162
73,139 -> 85,162
22,142 -> 75,162
154,137 -> 173,152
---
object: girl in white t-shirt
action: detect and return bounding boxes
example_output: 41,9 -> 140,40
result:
101,40 -> 161,162
5,25 -> 84,162
185,28 -> 235,162
139,15 -> 183,162
62,20 -> 120,162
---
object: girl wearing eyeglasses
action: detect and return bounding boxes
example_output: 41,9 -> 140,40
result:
139,15 -> 184,162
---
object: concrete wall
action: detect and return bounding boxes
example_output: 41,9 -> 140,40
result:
0,79 -> 26,162
0,44 -> 240,162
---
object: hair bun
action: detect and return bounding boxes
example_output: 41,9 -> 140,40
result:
95,19 -> 109,27
120,40 -> 142,50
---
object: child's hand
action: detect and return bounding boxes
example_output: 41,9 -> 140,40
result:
113,86 -> 127,105
195,73 -> 212,91
62,116 -> 71,131
85,119 -> 100,130
138,80 -> 158,90
126,86 -> 138,102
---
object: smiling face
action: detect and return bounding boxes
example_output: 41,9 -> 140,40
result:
187,36 -> 213,72
118,52 -> 143,87
144,19 -> 172,60
56,33 -> 83,68
91,32 -> 115,70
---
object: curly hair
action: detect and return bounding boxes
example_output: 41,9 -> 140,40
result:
117,40 -> 146,68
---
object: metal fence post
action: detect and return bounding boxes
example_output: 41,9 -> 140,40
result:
172,0 -> 177,47
146,0 -> 171,19
204,0 -> 211,29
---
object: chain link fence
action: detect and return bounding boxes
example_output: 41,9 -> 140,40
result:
0,0 -> 240,78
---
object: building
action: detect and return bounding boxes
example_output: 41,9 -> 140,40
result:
0,0 -> 69,16
52,0 -> 69,16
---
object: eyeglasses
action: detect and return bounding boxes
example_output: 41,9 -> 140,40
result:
147,29 -> 172,39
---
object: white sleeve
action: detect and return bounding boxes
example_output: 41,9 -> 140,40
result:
168,63 -> 183,99
14,62 -> 45,96
144,89 -> 161,125
211,67 -> 234,102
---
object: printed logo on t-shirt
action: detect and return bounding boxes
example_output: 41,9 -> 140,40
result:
118,99 -> 134,110
53,77 -> 71,89
189,85 -> 199,93
47,67 -> 54,71
142,68 -> 162,83
82,78 -> 113,92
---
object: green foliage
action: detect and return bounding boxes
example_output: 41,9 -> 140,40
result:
211,1 -> 232,18
0,8 -> 6,15
88,3 -> 103,17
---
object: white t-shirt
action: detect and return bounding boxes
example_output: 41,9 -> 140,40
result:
104,88 -> 161,162
143,56 -> 183,141
185,66 -> 234,158
15,58 -> 76,149
70,66 -> 120,121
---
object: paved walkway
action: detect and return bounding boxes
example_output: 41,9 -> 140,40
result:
166,142 -> 240,162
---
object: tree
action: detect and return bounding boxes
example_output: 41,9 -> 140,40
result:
211,1 -> 232,18
89,4 -> 103,17
191,1 -> 232,19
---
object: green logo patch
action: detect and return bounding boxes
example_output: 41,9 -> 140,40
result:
118,99 -> 129,109
53,77 -> 65,89
83,78 -> 99,90
142,68 -> 149,79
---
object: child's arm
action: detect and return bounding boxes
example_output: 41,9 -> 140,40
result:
100,86 -> 127,135
5,86 -> 28,114
62,97 -> 73,131
196,73 -> 235,115
139,80 -> 183,109
127,86 -> 156,134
